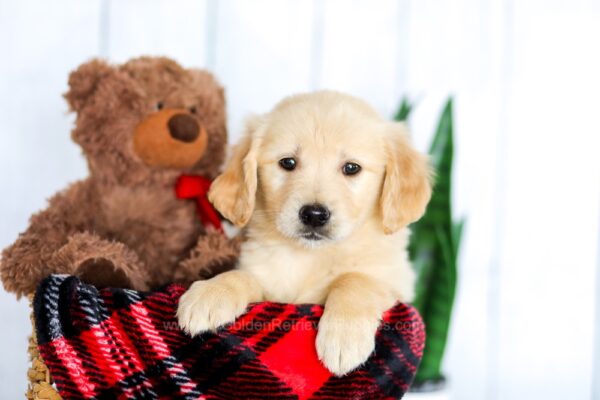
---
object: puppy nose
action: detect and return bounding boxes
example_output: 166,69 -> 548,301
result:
299,204 -> 331,227
168,113 -> 200,142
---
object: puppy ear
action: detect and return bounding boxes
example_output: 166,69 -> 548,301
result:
380,122 -> 433,234
208,116 -> 264,227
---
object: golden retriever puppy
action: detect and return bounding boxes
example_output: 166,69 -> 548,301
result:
177,91 -> 432,376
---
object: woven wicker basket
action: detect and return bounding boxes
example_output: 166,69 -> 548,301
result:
27,298 -> 61,400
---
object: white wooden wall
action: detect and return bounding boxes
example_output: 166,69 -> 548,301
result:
1,1 -> 599,399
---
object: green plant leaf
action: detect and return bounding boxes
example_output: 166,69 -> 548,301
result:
452,219 -> 465,261
406,98 -> 459,384
394,97 -> 413,122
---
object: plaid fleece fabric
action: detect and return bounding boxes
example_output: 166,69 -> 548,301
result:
34,275 -> 425,399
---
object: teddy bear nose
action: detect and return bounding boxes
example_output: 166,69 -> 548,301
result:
168,113 -> 200,143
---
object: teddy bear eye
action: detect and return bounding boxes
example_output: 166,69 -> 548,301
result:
156,102 -> 164,110
189,106 -> 197,114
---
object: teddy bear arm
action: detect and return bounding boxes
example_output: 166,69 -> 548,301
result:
50,231 -> 149,291
174,230 -> 241,285
0,181 -> 95,297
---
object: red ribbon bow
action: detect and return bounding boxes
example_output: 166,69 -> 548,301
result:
175,174 -> 223,232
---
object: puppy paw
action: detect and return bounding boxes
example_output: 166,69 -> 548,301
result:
316,313 -> 379,376
177,280 -> 247,336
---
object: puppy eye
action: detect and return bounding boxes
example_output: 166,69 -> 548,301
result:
189,106 -> 197,114
156,101 -> 164,110
342,162 -> 361,176
279,157 -> 297,171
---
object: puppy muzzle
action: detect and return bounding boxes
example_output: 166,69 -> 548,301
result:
298,204 -> 331,241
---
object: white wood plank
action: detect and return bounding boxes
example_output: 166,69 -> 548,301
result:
212,0 -> 315,141
496,3 -> 600,399
0,0 -> 101,257
403,1 -> 502,399
594,204 -> 600,400
105,0 -> 208,67
318,0 -> 403,120
0,1 -> 102,397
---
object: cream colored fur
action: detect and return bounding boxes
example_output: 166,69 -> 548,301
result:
178,91 -> 432,376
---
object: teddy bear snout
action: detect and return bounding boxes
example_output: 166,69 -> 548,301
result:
133,108 -> 208,169
168,114 -> 200,143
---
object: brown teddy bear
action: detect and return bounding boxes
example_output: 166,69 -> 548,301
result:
1,57 -> 240,297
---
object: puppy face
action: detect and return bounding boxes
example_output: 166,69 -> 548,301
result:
209,91 -> 431,246
256,104 -> 388,246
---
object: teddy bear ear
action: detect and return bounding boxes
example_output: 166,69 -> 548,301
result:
188,69 -> 226,101
64,59 -> 114,113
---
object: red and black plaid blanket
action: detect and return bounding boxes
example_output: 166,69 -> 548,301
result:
34,275 -> 425,399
